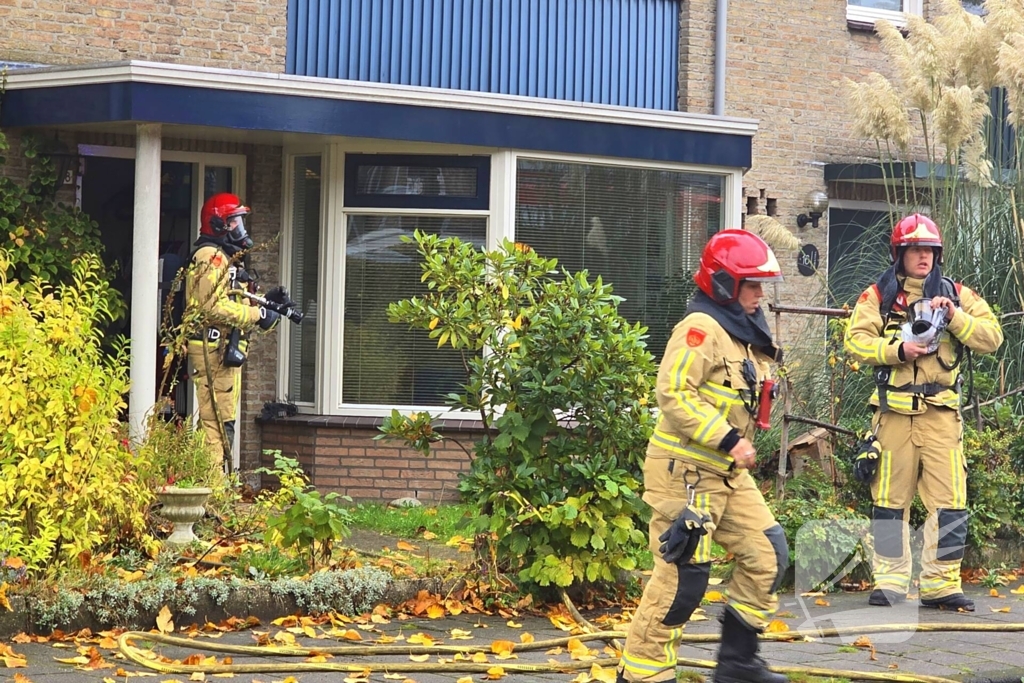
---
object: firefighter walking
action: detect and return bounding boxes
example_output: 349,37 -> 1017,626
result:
185,193 -> 288,464
618,230 -> 789,683
844,214 -> 1002,611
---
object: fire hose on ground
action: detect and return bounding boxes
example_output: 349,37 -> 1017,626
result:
117,621 -> 1024,683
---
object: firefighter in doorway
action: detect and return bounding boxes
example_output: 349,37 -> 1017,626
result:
617,229 -> 789,683
185,193 -> 293,465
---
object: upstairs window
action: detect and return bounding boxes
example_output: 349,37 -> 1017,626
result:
847,0 -> 923,27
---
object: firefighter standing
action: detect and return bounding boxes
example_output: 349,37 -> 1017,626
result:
186,193 -> 282,464
844,214 -> 1002,611
618,230 -> 789,683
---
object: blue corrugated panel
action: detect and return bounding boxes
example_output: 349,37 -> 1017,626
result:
286,0 -> 678,110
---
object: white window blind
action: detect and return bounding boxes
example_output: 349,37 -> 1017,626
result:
287,156 -> 322,404
342,215 -> 486,406
515,159 -> 723,361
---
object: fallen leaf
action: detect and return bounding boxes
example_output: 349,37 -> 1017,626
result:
426,604 -> 445,619
520,633 -> 535,644
490,640 -> 516,656
707,577 -> 723,586
4,656 -> 28,669
888,664 -> 899,670
814,598 -> 830,607
567,638 -> 594,661
422,531 -> 437,540
156,606 -> 174,635
486,666 -> 505,680
1011,585 -> 1024,595
384,675 -> 406,681
800,591 -> 826,597
704,590 -> 726,603
852,636 -> 873,648
12,634 -> 31,644
990,589 -> 1004,598
408,654 -> 430,662
406,633 -> 434,646
0,583 -> 11,612
338,629 -> 362,641
189,673 -> 205,681
396,541 -> 417,551
273,632 -> 296,645
456,678 -> 474,683
588,663 -> 618,683
14,675 -> 33,683
991,607 -> 1011,613
506,620 -> 522,628
765,620 -> 789,633
471,652 -> 489,663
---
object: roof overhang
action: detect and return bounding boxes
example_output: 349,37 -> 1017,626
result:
1,61 -> 757,167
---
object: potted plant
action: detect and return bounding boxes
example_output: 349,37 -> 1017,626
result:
138,409 -> 222,546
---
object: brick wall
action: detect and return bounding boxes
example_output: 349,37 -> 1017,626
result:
0,0 -> 287,72
260,421 -> 469,503
680,0 -> 937,349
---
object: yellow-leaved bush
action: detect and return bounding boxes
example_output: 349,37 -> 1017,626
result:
0,250 -> 157,572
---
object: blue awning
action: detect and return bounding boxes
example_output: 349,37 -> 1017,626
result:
0,61 -> 756,168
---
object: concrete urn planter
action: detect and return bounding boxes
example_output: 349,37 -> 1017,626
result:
155,487 -> 213,546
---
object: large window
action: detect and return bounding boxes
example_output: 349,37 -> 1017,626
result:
287,156 -> 322,404
341,155 -> 489,407
515,159 -> 723,361
847,0 -> 922,26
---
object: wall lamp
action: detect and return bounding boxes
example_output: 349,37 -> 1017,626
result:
796,190 -> 829,229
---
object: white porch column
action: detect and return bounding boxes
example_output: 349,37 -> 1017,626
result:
128,123 -> 163,446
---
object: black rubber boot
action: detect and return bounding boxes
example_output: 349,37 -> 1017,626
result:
712,608 -> 787,683
921,593 -> 975,611
868,588 -> 906,606
615,668 -> 628,683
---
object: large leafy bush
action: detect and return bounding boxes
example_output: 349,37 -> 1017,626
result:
379,232 -> 655,590
0,251 -> 155,572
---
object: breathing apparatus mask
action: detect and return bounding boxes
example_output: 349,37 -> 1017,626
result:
901,299 -> 948,354
226,214 -> 254,250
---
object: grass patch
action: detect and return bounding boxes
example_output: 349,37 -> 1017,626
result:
786,675 -> 852,683
348,502 -> 474,540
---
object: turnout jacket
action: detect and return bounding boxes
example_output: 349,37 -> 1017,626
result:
186,244 -> 262,338
647,312 -> 774,474
844,275 -> 1002,414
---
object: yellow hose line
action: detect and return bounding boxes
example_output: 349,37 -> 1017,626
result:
118,630 -> 629,657
118,622 -> 1024,681
674,656 -> 963,683
117,632 -> 608,675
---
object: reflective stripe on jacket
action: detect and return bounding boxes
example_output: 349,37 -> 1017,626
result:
844,276 -> 1003,415
647,312 -> 773,474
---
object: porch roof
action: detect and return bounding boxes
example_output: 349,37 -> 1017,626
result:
0,60 -> 756,167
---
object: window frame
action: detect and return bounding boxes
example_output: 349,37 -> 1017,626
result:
278,148 -> 329,410
846,0 -> 923,27
287,141 -> 741,418
343,153 -> 491,210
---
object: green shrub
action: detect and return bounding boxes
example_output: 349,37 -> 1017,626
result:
379,232 -> 654,591
0,251 -> 155,573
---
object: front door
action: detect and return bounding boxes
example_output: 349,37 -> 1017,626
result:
80,154 -> 239,419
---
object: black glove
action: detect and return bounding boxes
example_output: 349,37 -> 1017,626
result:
257,307 -> 280,330
659,505 -> 713,565
264,286 -> 295,307
852,433 -> 882,483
